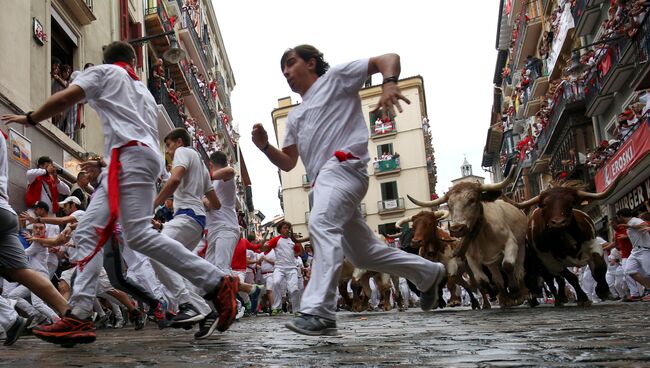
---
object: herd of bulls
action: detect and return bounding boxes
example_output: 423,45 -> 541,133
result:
338,169 -> 619,312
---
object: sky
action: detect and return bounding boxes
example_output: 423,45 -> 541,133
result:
214,1 -> 500,219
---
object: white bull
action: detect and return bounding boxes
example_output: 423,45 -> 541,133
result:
408,170 -> 529,307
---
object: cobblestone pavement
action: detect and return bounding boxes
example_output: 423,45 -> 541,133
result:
2,301 -> 650,367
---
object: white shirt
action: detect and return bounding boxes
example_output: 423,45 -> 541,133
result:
268,236 -> 298,269
283,59 -> 371,181
0,135 -> 13,214
261,250 -> 275,273
26,168 -> 71,215
25,240 -> 49,275
206,177 -> 238,230
627,217 -> 650,250
71,64 -> 161,165
70,209 -> 86,222
171,146 -> 212,216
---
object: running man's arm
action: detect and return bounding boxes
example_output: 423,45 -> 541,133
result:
153,166 -> 185,209
20,212 -> 78,226
1,85 -> 86,126
367,54 -> 411,116
204,189 -> 221,210
251,123 -> 299,172
211,167 -> 236,181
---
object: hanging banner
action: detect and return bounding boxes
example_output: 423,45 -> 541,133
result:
9,129 -> 31,168
595,122 -> 650,192
547,3 -> 575,75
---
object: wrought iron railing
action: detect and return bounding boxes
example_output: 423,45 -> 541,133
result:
186,69 -> 216,121
584,36 -> 632,108
374,157 -> 401,173
181,11 -> 212,72
571,0 -> 588,26
149,82 -> 184,129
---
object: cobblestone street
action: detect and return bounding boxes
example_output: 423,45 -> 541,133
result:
2,301 -> 649,367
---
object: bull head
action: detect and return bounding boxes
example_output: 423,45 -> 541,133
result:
397,211 -> 450,250
408,169 -> 516,237
512,178 -> 619,210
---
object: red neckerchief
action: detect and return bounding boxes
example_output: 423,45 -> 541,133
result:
1,130 -> 7,139
112,62 -> 139,81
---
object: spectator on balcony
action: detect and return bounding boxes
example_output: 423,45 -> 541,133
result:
152,58 -> 165,90
421,117 -> 429,132
393,152 -> 400,166
525,55 -> 543,78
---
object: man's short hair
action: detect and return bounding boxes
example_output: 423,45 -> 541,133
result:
281,45 -> 330,76
164,128 -> 192,147
34,201 -> 50,212
103,41 -> 136,64
616,208 -> 634,218
209,151 -> 228,167
276,221 -> 292,233
37,156 -> 53,167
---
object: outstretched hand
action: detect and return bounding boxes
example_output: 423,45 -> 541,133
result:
1,114 -> 28,126
371,82 -> 411,116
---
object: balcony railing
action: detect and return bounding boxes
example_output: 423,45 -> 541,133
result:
584,37 -> 633,108
149,82 -> 184,129
637,13 -> 650,63
374,157 -> 401,175
194,140 -> 210,166
571,0 -> 587,26
183,11 -> 210,70
535,81 -> 585,156
186,69 -> 216,121
378,198 -> 406,214
216,116 -> 236,160
302,174 -> 311,188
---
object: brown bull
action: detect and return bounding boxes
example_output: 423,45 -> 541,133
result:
397,211 -> 489,310
515,186 -> 615,306
408,169 -> 529,307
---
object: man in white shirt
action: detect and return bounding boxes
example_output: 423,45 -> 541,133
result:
617,208 -> 650,300
25,156 -> 71,215
259,243 -> 276,314
150,128 -> 222,329
0,131 -> 72,346
252,45 -> 446,336
1,41 -> 237,346
266,222 -> 303,316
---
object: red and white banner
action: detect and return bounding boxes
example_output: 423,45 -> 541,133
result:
595,122 -> 650,192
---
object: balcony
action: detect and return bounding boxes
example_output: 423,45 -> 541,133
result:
585,37 -> 636,117
184,68 -> 216,134
547,3 -> 576,78
216,116 -> 237,162
548,128 -> 595,190
536,81 -> 586,157
513,0 -> 544,68
374,157 -> 401,176
149,83 -> 184,129
145,3 -> 173,50
631,14 -> 650,91
378,198 -> 406,215
302,174 -> 311,188
370,119 -> 396,139
65,0 -> 96,25
178,10 -> 213,77
572,0 -> 602,37
194,140 -> 210,166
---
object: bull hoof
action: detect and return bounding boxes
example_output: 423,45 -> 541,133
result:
577,299 -> 592,308
502,262 -> 514,274
482,302 -> 491,310
471,300 -> 480,310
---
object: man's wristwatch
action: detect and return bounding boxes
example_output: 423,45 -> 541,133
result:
25,111 -> 38,126
262,142 -> 270,153
382,76 -> 399,85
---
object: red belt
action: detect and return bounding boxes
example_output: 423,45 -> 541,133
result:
76,140 -> 147,271
334,151 -> 359,162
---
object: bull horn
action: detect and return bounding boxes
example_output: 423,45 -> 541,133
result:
576,180 -> 618,201
395,216 -> 413,227
407,193 -> 448,208
479,166 -> 516,192
513,195 -> 540,209
433,210 -> 449,219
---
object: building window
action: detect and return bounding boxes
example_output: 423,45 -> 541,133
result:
369,110 -> 396,136
50,14 -> 83,144
377,143 -> 394,158
380,181 -> 398,201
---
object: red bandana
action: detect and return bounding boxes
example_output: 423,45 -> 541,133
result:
113,62 -> 139,81
1,130 -> 7,140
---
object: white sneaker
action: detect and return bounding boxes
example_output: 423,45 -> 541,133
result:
235,300 -> 245,320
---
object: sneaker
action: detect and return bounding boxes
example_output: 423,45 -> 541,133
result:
285,314 -> 338,336
194,311 -> 219,340
32,312 -> 96,346
131,308 -> 147,330
622,295 -> 642,302
170,303 -> 205,327
235,300 -> 245,320
207,276 -> 238,333
111,318 -> 126,329
4,316 -> 32,346
420,263 -> 447,311
95,311 -> 112,329
249,286 -> 262,315
150,301 -> 167,322
270,309 -> 281,316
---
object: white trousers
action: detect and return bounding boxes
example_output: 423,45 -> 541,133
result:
206,226 -> 240,275
8,270 -> 58,321
272,267 -> 300,310
0,295 -> 17,333
68,147 -> 223,318
301,158 -> 444,320
624,250 -> 650,296
122,245 -> 165,301
151,215 -> 212,315
606,267 -> 627,298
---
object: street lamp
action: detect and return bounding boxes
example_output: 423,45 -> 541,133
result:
128,30 -> 186,64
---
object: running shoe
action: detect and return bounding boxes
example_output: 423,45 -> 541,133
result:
285,314 -> 338,336
131,308 -> 147,330
194,311 -> 218,340
420,263 -> 447,311
3,316 -> 32,346
170,303 -> 205,327
207,276 -> 238,332
32,312 -> 96,346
